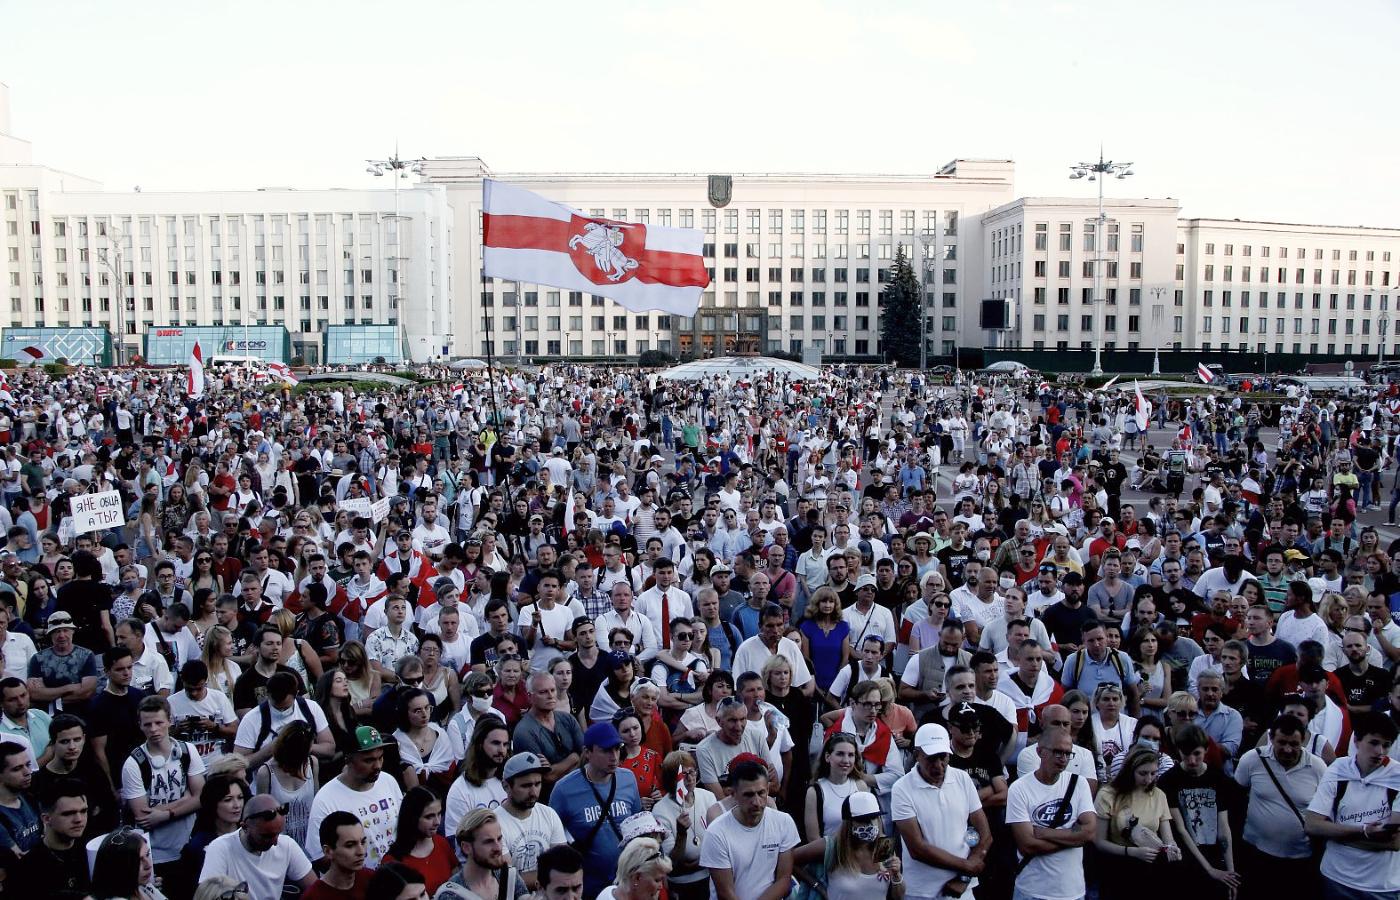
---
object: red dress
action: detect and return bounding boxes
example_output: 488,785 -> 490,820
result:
621,747 -> 663,798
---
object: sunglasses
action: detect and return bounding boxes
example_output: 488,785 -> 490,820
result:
932,601 -> 951,609
217,883 -> 250,900
246,804 -> 290,823
673,632 -> 694,641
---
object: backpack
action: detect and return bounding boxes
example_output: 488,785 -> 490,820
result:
1067,648 -> 1128,687
253,697 -> 315,750
124,741 -> 192,826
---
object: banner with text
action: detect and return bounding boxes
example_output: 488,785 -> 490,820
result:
72,490 -> 126,535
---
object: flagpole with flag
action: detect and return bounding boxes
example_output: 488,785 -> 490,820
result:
1133,380 -> 1151,431
188,341 -> 205,399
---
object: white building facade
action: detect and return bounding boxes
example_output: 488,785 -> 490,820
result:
0,85 -> 454,364
421,156 -> 1017,360
1179,218 -> 1400,358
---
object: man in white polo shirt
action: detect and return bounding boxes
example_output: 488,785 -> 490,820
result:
731,604 -> 814,696
891,723 -> 990,900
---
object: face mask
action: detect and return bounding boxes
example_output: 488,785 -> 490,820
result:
121,579 -> 137,591
976,550 -> 991,562
851,822 -> 880,842
471,696 -> 494,713
1138,737 -> 1160,752
999,575 -> 1016,590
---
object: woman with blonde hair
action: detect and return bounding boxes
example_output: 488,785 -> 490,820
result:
1092,746 -> 1182,899
201,624 -> 242,698
598,837 -> 673,900
339,640 -> 382,720
192,876 -> 250,900
270,608 -> 323,687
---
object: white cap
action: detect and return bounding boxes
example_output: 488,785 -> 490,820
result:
855,573 -> 878,590
914,723 -> 952,756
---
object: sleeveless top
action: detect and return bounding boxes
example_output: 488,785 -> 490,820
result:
814,777 -> 860,836
282,639 -> 310,687
259,762 -> 316,849
423,667 -> 451,708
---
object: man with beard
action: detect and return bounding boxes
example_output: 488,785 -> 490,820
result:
435,808 -> 527,900
494,752 -> 568,892
1192,552 -> 1257,605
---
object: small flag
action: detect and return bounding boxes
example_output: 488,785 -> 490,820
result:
1197,362 -> 1216,383
1101,374 -> 1120,391
1037,380 -> 1050,394
268,361 -> 299,386
563,488 -> 577,536
1133,380 -> 1151,430
451,383 -> 464,402
18,346 -> 42,362
188,342 -> 205,399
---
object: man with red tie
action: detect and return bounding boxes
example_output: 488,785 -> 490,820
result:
634,558 -> 693,652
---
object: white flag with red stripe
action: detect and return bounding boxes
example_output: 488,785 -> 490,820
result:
482,180 -> 710,316
563,488 -> 577,536
1133,380 -> 1151,430
268,361 -> 299,386
451,383 -> 464,402
1196,361 -> 1216,383
188,341 -> 205,399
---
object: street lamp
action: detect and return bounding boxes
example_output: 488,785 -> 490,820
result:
1070,151 -> 1133,376
916,227 -> 940,372
1149,286 -> 1167,376
95,223 -> 127,365
366,151 -> 426,362
1380,307 -> 1391,366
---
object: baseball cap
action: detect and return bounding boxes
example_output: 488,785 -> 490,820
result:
947,701 -> 981,730
842,791 -> 882,820
855,573 -> 878,590
1125,538 -> 1142,550
1285,549 -> 1310,563
711,563 -> 732,575
725,752 -> 768,778
914,723 -> 953,756
502,752 -> 552,782
583,722 -> 624,750
395,529 -> 413,540
350,726 -> 389,753
45,611 -> 76,635
432,576 -> 457,596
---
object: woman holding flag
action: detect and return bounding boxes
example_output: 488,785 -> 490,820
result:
651,751 -> 714,900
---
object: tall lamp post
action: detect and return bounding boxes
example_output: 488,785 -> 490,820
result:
1380,308 -> 1391,366
916,227 -> 940,371
1149,286 -> 1167,375
365,152 -> 425,362
96,223 -> 127,365
1070,151 -> 1133,376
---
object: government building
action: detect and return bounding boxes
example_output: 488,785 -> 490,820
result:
5,82 -> 1400,366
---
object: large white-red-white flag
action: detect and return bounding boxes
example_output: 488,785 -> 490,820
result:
482,180 -> 710,316
188,342 -> 205,399
268,361 -> 299,386
1196,361 -> 1216,383
1133,380 -> 1151,430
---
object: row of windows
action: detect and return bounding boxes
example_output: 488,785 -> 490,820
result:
1023,260 -> 1146,279
1028,314 -> 1181,334
13,295 -> 395,317
1008,222 -> 1148,256
1201,265 -> 1394,287
565,208 -> 961,237
7,316 -> 395,336
482,338 -> 670,357
480,314 -> 672,332
1201,290 -> 1393,311
1201,242 -> 1394,262
1030,287 -> 1177,305
1200,316 -> 1390,336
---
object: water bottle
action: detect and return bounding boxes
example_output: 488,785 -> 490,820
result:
762,702 -> 790,731
954,828 -> 980,884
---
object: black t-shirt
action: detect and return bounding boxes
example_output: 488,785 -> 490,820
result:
9,837 -> 89,898
1244,637 -> 1297,683
231,663 -> 302,711
469,631 -> 516,670
1041,599 -> 1099,648
1337,663 -> 1393,710
294,611 -> 343,658
86,687 -> 149,783
937,546 -> 975,586
948,744 -> 1006,793
922,703 -> 1014,760
55,580 -> 113,652
569,650 -> 611,716
1158,764 -> 1233,848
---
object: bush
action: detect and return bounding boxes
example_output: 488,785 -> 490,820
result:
42,362 -> 68,376
0,359 -> 17,370
638,349 -> 676,368
290,355 -> 306,367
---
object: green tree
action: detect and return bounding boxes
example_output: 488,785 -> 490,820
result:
880,244 -> 923,367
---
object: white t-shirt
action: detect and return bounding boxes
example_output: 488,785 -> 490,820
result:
445,776 -> 506,839
1,632 -> 36,681
1276,610 -> 1330,652
1005,769 -> 1096,900
1016,744 -> 1099,783
233,698 -> 330,753
494,802 -> 569,878
891,766 -> 982,898
145,622 -> 201,674
731,636 -> 813,689
699,807 -> 800,900
198,830 -> 312,898
1308,756 -> 1400,893
842,603 -> 898,648
168,689 -> 237,764
304,773 -> 403,869
120,740 -> 208,864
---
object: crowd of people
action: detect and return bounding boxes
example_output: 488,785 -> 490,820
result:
0,357 -> 1394,900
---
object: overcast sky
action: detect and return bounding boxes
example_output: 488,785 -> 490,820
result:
4,0 -> 1396,225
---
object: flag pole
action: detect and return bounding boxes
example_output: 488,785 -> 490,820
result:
483,311 -> 503,427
